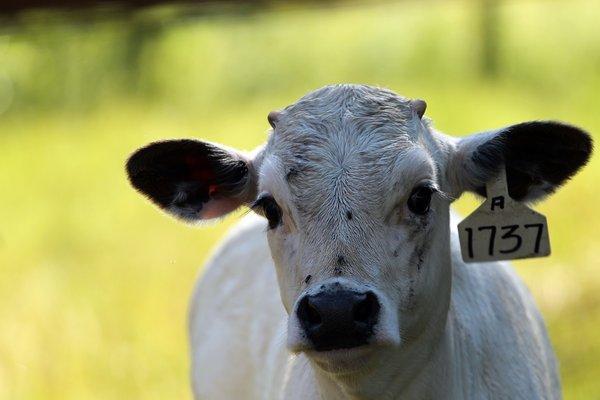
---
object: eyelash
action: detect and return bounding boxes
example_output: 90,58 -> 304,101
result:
251,195 -> 283,229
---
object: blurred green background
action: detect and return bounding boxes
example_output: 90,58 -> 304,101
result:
0,0 -> 598,398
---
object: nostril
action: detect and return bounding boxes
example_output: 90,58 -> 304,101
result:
352,298 -> 370,322
305,300 -> 322,325
352,291 -> 379,324
298,296 -> 322,328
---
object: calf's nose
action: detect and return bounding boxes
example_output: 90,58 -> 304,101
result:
297,289 -> 380,351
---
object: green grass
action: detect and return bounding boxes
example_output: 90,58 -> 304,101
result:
0,0 -> 599,398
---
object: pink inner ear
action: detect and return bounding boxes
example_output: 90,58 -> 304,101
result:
185,155 -> 216,181
199,198 -> 243,219
189,166 -> 215,182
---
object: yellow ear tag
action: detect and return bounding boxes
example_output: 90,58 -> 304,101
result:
458,168 -> 551,263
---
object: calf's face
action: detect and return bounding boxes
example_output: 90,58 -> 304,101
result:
256,87 -> 446,354
126,85 -> 592,364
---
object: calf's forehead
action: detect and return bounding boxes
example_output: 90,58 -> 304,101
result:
259,85 -> 437,217
274,84 -> 416,141
266,85 -> 422,167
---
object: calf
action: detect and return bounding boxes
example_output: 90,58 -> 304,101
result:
126,84 -> 592,399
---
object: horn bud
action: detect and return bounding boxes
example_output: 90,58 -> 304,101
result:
409,99 -> 427,119
267,110 -> 281,128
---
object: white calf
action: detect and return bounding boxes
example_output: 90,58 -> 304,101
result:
127,84 -> 592,399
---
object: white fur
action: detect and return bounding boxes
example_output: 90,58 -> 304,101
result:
188,85 -> 559,399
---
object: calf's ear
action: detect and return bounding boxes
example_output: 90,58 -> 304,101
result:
449,121 -> 593,202
126,139 -> 259,222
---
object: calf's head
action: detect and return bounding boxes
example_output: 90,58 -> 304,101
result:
127,85 -> 591,361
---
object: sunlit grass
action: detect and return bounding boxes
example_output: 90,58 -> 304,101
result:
0,0 -> 599,398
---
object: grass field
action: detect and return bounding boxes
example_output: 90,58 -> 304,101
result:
0,0 -> 599,398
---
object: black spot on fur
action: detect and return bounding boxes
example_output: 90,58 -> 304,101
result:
304,275 -> 312,284
286,167 -> 299,182
346,210 -> 353,220
415,247 -> 425,271
472,121 -> 593,200
333,267 -> 342,275
407,283 -> 416,311
126,139 -> 248,217
337,255 -> 346,266
407,243 -> 427,271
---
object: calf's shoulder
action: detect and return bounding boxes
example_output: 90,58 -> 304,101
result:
448,219 -> 560,399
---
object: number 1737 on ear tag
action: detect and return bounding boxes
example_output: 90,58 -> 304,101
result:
458,169 -> 551,263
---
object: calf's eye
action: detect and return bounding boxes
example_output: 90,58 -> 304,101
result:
252,195 -> 282,229
407,185 -> 434,215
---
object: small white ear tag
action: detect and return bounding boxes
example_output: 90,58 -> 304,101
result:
458,169 -> 551,263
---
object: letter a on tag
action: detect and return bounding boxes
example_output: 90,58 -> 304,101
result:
458,168 -> 551,263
